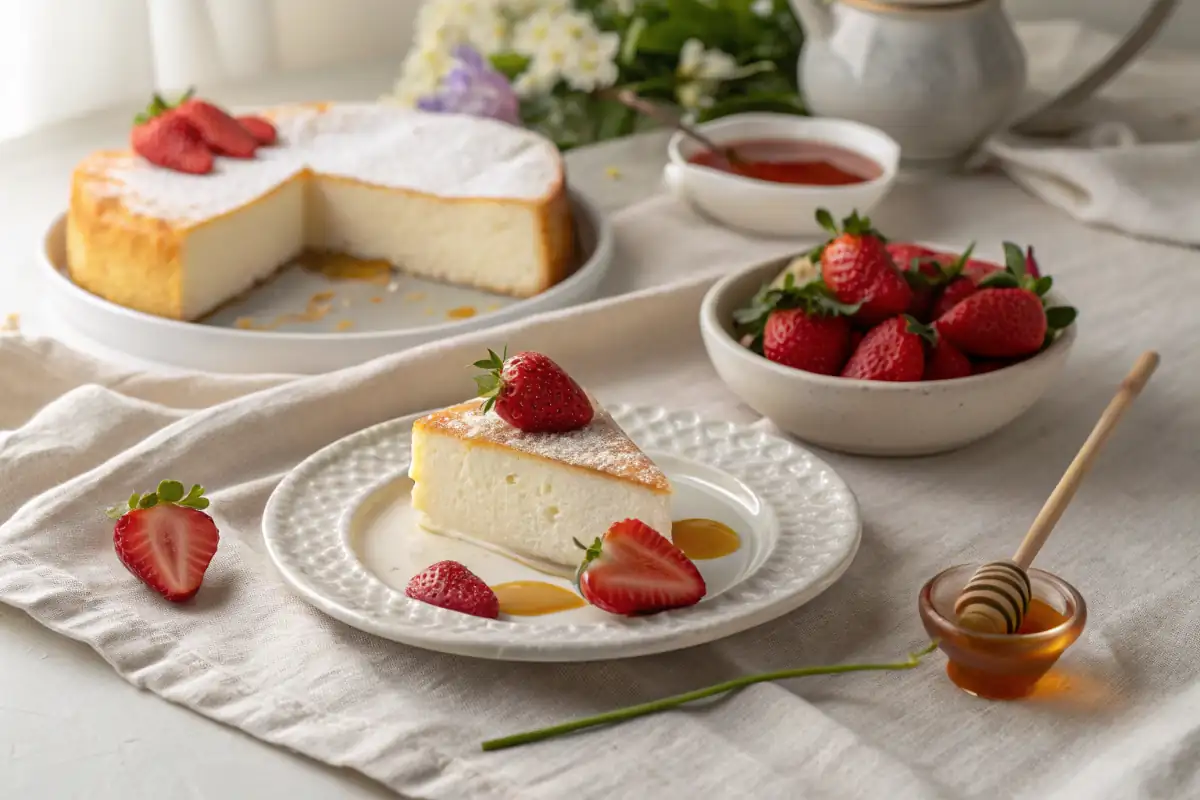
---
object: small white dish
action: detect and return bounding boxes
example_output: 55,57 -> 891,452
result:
699,254 -> 1076,457
39,190 -> 613,375
663,113 -> 900,238
262,404 -> 861,662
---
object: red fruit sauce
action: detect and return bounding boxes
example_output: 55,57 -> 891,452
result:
688,139 -> 881,186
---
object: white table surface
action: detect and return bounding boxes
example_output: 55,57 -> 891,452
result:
0,61 -> 670,799
3,55 -> 1190,799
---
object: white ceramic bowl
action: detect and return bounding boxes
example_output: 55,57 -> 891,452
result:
664,114 -> 900,238
699,257 -> 1076,457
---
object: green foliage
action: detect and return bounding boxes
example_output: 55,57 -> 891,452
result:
515,0 -> 806,149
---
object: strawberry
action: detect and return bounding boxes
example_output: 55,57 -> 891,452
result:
734,272 -> 859,375
936,289 -> 1049,358
931,276 -> 977,319
936,242 -> 1076,358
886,242 -> 937,269
812,209 -> 912,325
405,561 -> 499,618
848,328 -> 864,353
168,88 -> 259,158
923,337 -> 973,381
902,244 -> 975,322
474,348 -> 594,432
971,359 -> 1013,375
841,315 -> 932,382
574,519 -> 706,615
106,481 -> 219,602
236,115 -> 277,146
130,98 -> 213,175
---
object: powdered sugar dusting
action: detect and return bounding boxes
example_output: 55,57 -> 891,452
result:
419,399 -> 671,493
89,103 -> 562,223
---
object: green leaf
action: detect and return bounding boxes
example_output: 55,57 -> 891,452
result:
814,208 -> 835,234
128,491 -> 141,511
157,480 -> 185,503
1034,275 -> 1053,296
184,484 -> 205,503
138,493 -> 159,509
192,497 -> 210,510
1045,306 -> 1078,330
620,17 -> 648,65
1003,242 -> 1027,277
977,272 -> 1020,290
489,52 -> 530,80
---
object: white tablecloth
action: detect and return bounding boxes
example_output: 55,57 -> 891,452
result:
4,179 -> 1200,798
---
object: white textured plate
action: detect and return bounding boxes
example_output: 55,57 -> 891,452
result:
40,190 -> 612,374
262,405 -> 862,662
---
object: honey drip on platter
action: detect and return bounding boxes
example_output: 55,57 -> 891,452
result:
492,581 -> 586,616
671,519 -> 741,560
234,290 -> 335,331
446,305 -> 477,320
298,251 -> 394,285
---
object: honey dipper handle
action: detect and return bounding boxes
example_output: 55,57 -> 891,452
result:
1012,351 -> 1160,570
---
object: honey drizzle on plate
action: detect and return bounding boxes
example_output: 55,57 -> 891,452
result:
671,519 -> 741,560
492,581 -> 586,617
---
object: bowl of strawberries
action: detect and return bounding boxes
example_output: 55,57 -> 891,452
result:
699,209 -> 1078,456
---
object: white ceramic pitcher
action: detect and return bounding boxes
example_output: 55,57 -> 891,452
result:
788,0 -> 1179,169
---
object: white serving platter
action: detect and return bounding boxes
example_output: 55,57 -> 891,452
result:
40,190 -> 612,374
262,405 -> 862,662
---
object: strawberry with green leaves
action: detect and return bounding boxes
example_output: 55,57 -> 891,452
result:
574,519 -> 706,615
841,315 -> 932,382
901,243 -> 976,322
812,209 -> 912,325
935,242 -> 1076,358
106,481 -> 219,602
131,97 -> 213,175
733,273 -> 860,375
474,348 -> 594,432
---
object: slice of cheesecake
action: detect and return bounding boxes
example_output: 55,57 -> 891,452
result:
409,398 -> 672,573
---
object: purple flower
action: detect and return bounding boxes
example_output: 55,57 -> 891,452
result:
417,45 -> 521,126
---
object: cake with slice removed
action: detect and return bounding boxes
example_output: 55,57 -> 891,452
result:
67,102 -> 572,321
409,397 -> 673,572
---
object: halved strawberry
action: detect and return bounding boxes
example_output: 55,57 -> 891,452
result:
107,481 -> 219,602
575,519 -> 706,615
166,88 -> 259,158
236,115 -> 277,146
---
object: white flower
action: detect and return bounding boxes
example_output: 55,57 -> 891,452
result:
611,0 -> 638,15
511,7 -> 620,97
677,38 -> 739,81
750,0 -> 773,17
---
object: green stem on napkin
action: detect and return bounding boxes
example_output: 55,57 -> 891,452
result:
481,641 -> 940,752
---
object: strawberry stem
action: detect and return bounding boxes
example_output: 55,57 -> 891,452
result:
480,641 -> 939,752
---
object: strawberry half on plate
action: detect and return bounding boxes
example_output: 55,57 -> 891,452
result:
574,519 -> 706,616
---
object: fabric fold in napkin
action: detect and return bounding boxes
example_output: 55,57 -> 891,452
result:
988,21 -> 1200,246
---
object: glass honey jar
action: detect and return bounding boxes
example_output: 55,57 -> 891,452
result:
918,564 -> 1087,700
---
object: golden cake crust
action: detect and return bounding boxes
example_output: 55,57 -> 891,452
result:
414,399 -> 671,493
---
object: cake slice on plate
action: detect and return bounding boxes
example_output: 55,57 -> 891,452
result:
408,351 -> 672,572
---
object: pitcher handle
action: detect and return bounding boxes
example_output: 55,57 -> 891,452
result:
1012,0 -> 1180,135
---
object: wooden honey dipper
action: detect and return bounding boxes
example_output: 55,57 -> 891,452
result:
955,351 -> 1160,634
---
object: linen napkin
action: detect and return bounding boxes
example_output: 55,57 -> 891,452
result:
4,188 -> 1200,800
988,21 -> 1200,245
